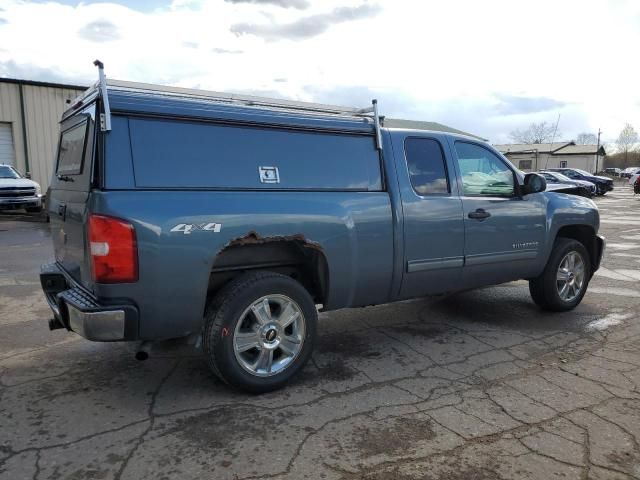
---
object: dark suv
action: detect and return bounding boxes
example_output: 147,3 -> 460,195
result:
548,168 -> 613,195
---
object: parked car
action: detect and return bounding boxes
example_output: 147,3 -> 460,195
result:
539,170 -> 596,197
547,168 -> 614,195
543,182 -> 592,197
604,168 -> 622,177
634,176 -> 640,195
39,68 -> 605,393
0,164 -> 43,213
628,169 -> 640,186
621,167 -> 640,178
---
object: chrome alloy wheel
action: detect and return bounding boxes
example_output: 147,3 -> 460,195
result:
556,251 -> 586,302
233,295 -> 306,377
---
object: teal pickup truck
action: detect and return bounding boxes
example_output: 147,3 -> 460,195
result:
40,63 -> 604,392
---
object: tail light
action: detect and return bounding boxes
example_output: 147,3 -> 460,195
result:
88,214 -> 138,283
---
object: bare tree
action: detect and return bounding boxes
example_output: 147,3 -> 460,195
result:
576,133 -> 597,144
616,123 -> 639,168
509,122 -> 560,144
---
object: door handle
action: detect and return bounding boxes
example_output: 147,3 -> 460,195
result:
57,203 -> 66,219
468,208 -> 491,220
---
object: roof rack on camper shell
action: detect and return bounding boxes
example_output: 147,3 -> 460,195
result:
72,60 -> 385,150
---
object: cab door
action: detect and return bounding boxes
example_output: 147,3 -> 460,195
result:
392,132 -> 465,299
448,140 -> 547,288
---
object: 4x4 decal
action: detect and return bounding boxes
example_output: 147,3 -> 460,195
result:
170,223 -> 222,235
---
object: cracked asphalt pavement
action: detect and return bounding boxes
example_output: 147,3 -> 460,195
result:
1,185 -> 640,480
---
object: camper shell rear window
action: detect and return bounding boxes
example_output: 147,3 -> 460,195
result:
56,118 -> 89,176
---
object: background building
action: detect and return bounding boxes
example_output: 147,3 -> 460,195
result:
494,141 -> 606,173
0,78 -> 86,192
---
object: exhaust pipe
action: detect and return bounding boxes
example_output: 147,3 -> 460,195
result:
135,341 -> 152,361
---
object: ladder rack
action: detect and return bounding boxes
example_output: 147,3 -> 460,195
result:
90,61 -> 384,150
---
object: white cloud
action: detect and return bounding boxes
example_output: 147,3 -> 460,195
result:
0,0 -> 638,143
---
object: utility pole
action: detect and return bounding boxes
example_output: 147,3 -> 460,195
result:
595,128 -> 602,174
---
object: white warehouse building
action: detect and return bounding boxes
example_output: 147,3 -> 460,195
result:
0,78 -> 86,192
494,141 -> 606,173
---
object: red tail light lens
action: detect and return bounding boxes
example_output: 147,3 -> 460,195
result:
88,214 -> 138,283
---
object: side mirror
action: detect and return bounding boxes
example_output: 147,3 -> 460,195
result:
522,173 -> 546,195
25,172 -> 31,179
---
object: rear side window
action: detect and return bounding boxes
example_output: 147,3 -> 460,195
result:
57,119 -> 88,175
404,138 -> 449,195
128,118 -> 382,191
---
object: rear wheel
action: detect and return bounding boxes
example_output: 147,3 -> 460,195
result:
529,238 -> 591,312
203,271 -> 317,393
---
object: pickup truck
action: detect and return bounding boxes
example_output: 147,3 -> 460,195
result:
0,164 -> 43,213
40,65 -> 605,393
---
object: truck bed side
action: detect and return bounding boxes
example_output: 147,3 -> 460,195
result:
92,112 -> 394,340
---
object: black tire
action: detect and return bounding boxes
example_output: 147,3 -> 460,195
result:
529,238 -> 591,312
203,271 -> 317,393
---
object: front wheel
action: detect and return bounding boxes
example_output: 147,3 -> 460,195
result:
529,238 -> 591,312
203,271 -> 317,393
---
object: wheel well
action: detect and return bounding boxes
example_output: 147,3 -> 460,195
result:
556,225 -> 597,270
207,236 -> 329,306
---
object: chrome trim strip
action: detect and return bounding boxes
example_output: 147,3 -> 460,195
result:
407,256 -> 464,273
465,249 -> 537,266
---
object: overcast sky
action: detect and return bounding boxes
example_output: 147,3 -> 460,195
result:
0,0 -> 638,144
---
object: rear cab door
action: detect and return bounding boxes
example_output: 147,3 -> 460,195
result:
48,104 -> 96,288
390,131 -> 465,298
447,138 -> 547,288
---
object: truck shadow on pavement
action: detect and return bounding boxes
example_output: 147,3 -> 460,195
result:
0,210 -> 48,223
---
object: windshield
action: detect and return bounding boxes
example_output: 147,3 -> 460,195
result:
550,172 -> 571,181
572,168 -> 592,176
0,165 -> 20,179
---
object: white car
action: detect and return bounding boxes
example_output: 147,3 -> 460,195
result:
622,166 -> 640,178
629,170 -> 640,186
0,164 -> 43,213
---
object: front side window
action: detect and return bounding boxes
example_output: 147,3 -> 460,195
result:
404,138 -> 449,195
56,119 -> 88,175
454,142 -> 515,196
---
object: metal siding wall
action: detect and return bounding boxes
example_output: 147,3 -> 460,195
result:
23,85 -> 84,191
558,155 -> 590,172
0,82 -> 26,172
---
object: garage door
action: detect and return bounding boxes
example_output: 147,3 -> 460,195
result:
0,123 -> 16,167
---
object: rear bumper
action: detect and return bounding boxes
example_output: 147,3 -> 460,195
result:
40,262 -> 139,341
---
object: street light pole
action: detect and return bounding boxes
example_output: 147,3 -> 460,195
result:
595,128 -> 602,174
